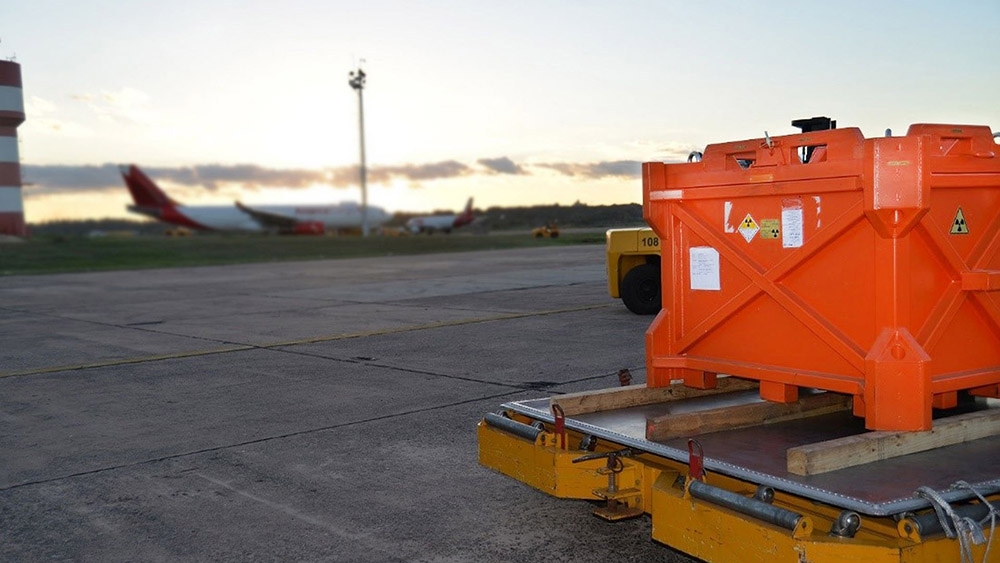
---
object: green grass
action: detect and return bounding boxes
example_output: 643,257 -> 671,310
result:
0,231 -> 605,276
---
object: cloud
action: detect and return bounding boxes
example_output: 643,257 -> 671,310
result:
71,87 -> 157,126
20,160 -> 475,196
330,160 -> 472,187
20,157 -> 648,197
145,165 -> 327,192
477,157 -> 526,175
22,96 -> 93,137
25,96 -> 58,116
625,140 -> 698,162
21,164 -> 122,191
369,160 -> 471,183
655,141 -> 701,161
534,160 -> 642,178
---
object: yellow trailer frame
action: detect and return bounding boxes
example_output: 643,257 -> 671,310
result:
478,405 -> 1000,563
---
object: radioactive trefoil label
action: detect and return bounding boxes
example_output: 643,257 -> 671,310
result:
738,213 -> 759,243
951,207 -> 969,235
760,218 -> 780,239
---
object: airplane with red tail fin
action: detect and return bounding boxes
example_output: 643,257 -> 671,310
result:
405,198 -> 476,234
120,164 -> 391,234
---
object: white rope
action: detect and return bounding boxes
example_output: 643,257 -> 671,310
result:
915,482 -> 999,563
954,481 -> 998,563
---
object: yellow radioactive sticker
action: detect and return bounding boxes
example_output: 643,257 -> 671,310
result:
951,207 -> 969,235
760,218 -> 780,239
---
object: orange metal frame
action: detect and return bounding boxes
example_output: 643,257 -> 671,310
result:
643,124 -> 1000,431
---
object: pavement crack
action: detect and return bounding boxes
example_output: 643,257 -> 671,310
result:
194,473 -> 393,550
0,303 -> 612,379
0,389 -> 523,492
263,346 -> 526,390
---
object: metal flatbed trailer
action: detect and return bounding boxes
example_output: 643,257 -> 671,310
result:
478,381 -> 1000,562
478,118 -> 1000,561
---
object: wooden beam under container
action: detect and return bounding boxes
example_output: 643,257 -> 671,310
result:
550,377 -> 759,417
787,407 -> 1000,476
645,391 -> 852,442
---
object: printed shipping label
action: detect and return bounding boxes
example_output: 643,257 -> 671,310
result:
690,247 -> 721,291
782,206 -> 804,248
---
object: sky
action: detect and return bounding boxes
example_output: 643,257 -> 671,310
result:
3,0 -> 1000,223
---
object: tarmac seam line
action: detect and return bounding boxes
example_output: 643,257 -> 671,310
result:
0,346 -> 256,379
269,347 -> 644,392
0,389 -> 523,492
0,365 -> 647,492
0,303 -> 611,379
260,302 -> 611,347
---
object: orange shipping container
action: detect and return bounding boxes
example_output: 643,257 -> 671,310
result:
643,123 -> 1000,431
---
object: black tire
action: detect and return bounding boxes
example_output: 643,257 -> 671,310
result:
550,231 -> 559,238
621,263 -> 661,315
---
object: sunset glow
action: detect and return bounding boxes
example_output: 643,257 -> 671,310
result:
4,1 -> 999,223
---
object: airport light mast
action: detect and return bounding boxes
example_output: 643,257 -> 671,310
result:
348,66 -> 368,236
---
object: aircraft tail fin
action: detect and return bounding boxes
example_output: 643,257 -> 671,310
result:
119,164 -> 178,208
459,197 -> 474,219
454,197 -> 475,227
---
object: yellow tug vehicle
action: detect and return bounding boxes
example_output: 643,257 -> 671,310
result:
478,118 -> 1000,562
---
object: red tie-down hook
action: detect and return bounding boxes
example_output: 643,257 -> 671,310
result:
551,404 -> 567,450
688,439 -> 704,481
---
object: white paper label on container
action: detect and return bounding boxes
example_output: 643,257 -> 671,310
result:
690,246 -> 721,291
782,205 -> 804,248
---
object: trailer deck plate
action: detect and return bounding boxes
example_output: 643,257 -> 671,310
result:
504,396 -> 1000,516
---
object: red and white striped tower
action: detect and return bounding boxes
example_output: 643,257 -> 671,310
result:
0,60 -> 27,237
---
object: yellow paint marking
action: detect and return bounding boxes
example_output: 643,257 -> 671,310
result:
0,303 -> 611,379
0,346 -> 255,379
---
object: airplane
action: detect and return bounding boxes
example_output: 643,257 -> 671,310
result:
120,164 -> 391,235
405,198 -> 475,234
